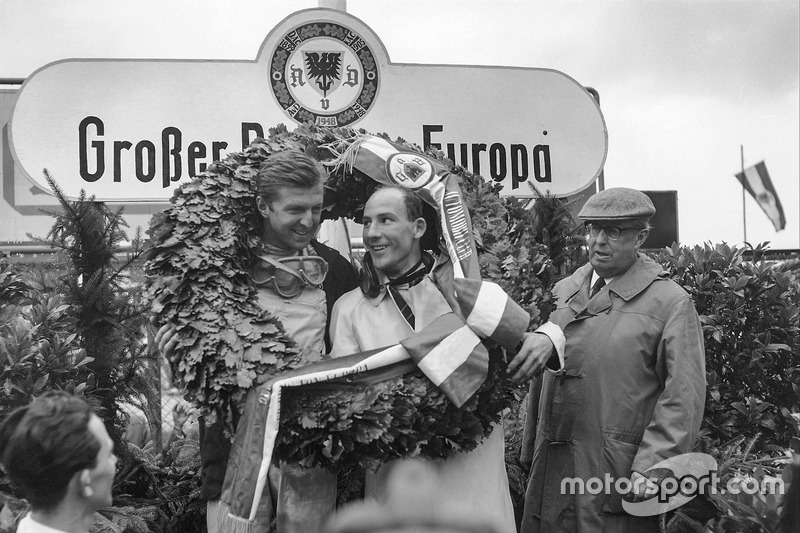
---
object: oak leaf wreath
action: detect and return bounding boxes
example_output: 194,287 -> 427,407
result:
145,124 -> 555,469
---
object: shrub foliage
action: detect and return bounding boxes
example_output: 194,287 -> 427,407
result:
654,242 -> 799,452
0,262 -> 94,418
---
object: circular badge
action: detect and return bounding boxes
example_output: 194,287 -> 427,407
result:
270,22 -> 379,127
386,153 -> 436,190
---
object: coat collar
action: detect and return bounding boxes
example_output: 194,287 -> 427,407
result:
565,255 -> 666,317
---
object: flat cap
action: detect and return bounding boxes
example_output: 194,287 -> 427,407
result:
578,187 -> 656,221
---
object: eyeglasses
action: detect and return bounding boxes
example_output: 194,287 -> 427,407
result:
250,254 -> 328,298
584,223 -> 644,241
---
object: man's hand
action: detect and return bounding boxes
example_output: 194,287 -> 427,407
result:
506,332 -> 555,384
172,403 -> 190,433
155,324 -> 179,359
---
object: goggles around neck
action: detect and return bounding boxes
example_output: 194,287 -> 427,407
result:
250,253 -> 328,298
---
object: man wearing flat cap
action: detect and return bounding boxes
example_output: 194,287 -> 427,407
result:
511,187 -> 706,532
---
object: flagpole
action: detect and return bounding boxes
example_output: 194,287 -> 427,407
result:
741,145 -> 747,243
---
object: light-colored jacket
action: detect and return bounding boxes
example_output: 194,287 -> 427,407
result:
521,255 -> 706,532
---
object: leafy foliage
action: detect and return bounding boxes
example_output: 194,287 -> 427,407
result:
277,351 -> 514,471
526,185 -> 588,276
97,442 -> 204,533
0,283 -> 95,417
1,258 -> 98,421
681,436 -> 795,533
0,261 -> 101,530
0,263 -> 31,306
654,242 -> 800,452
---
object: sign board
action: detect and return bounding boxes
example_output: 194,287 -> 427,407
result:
9,8 -> 607,202
642,190 -> 679,248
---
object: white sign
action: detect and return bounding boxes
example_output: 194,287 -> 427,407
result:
9,8 -> 607,201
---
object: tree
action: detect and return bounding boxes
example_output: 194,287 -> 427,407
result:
30,170 -> 151,446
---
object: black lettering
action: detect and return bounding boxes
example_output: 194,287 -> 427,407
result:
79,116 -> 104,182
489,143 -> 506,182
162,127 -> 182,188
471,143 -> 487,176
446,144 -> 455,164
510,144 -> 528,189
113,141 -> 132,182
135,140 -> 156,182
533,144 -> 551,183
241,123 -> 264,149
446,143 -> 470,168
422,124 -> 444,150
212,141 -> 228,162
188,141 -> 207,177
458,143 -> 469,168
407,130 -> 548,190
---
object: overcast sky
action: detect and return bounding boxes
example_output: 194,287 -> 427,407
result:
1,0 -> 798,249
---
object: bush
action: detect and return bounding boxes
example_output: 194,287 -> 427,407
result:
654,242 -> 800,452
697,436 -> 791,533
647,242 -> 799,532
0,260 -> 95,419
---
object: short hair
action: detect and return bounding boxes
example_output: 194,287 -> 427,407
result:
256,151 -> 327,204
375,185 -> 424,222
0,392 -> 101,511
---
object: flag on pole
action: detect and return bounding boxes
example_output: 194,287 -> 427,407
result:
735,161 -> 786,231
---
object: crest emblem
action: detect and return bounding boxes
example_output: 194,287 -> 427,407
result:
270,22 -> 379,127
386,153 -> 436,190
304,52 -> 343,106
757,190 -> 775,205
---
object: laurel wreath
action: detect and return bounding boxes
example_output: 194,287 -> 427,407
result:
145,124 -> 555,463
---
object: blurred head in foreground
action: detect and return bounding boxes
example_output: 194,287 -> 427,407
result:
324,459 -> 502,533
0,391 -> 117,532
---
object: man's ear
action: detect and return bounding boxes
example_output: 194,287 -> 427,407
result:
634,228 -> 650,249
77,469 -> 93,498
256,196 -> 270,218
413,217 -> 427,240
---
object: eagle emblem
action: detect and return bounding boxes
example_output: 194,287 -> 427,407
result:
271,21 -> 379,126
304,52 -> 343,107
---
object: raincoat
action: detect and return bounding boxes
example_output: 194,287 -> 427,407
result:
521,255 -> 705,532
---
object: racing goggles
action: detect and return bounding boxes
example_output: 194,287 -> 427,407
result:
250,254 -> 328,298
